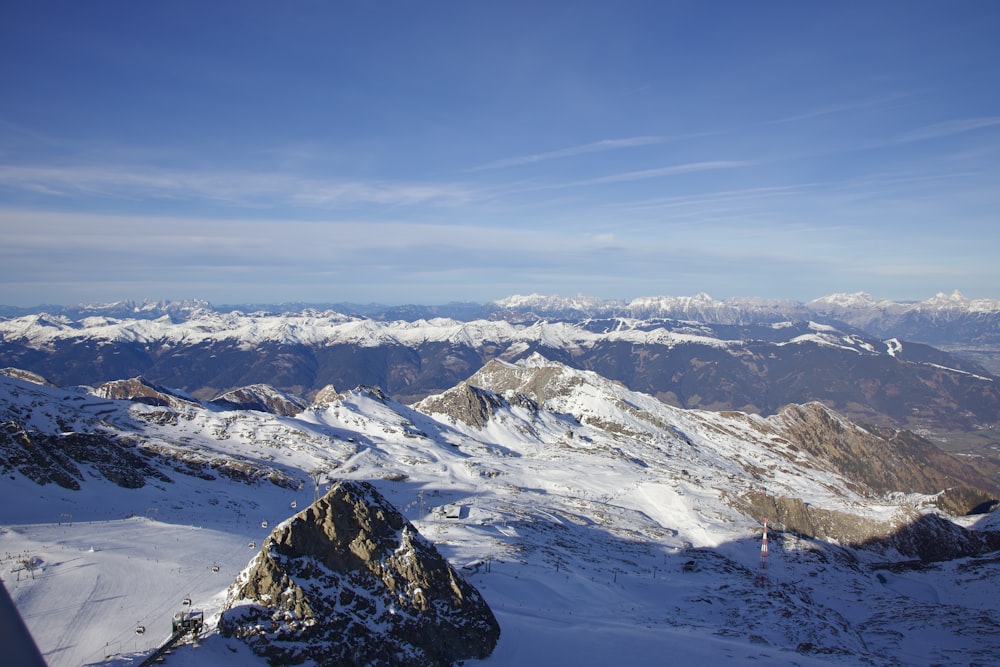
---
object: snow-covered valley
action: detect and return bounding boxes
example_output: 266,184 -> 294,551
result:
2,356 -> 999,666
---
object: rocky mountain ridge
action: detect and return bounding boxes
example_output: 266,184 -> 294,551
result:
3,353 -> 1000,665
2,306 -> 997,442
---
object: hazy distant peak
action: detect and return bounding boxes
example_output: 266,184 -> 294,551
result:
808,292 -> 878,308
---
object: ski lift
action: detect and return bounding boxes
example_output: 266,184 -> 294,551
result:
135,624 -> 146,635
211,563 -> 220,573
261,520 -> 268,529
182,597 -> 192,606
290,500 -> 297,509
248,540 -> 256,549
172,610 -> 204,636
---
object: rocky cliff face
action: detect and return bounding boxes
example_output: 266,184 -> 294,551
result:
767,403 -> 999,498
219,480 -> 500,666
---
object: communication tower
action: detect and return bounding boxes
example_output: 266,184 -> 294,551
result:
755,517 -> 770,587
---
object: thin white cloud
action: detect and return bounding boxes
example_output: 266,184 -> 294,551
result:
763,92 -> 919,127
469,136 -> 669,171
896,117 -> 1000,143
292,180 -> 475,207
569,160 -> 750,186
622,184 -> 816,212
0,164 -> 479,208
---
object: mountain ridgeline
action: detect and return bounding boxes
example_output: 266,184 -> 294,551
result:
4,347 -> 1000,665
1,292 -> 999,443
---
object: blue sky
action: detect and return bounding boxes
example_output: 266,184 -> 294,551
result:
1,1 -> 999,306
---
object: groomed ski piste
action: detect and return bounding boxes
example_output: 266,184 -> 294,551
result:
2,356 -> 999,666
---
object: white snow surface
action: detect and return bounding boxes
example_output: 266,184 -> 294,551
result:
2,359 -> 999,667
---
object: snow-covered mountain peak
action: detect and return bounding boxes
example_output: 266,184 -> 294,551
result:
492,293 -> 618,313
915,290 -> 1000,313
808,291 -> 878,308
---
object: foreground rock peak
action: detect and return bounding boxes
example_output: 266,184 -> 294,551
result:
220,480 -> 500,666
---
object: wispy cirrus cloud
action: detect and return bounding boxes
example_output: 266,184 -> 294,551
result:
567,160 -> 750,187
490,160 -> 752,198
761,92 -> 920,127
896,117 -> 1000,143
469,136 -> 670,171
0,163 -> 479,209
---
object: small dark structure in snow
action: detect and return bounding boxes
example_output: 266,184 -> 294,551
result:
172,609 -> 204,635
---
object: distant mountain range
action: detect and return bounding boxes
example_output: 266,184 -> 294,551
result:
4,289 -> 1000,324
1,292 -> 997,451
3,290 -> 997,361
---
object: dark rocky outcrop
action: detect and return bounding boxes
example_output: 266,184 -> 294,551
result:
219,480 -> 500,666
740,491 -> 1000,563
417,382 -> 523,429
865,512 -> 1000,562
0,421 -> 172,490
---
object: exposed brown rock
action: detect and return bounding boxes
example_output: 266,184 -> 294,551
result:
210,384 -> 306,417
95,377 -> 199,410
0,421 -> 171,490
739,491 -> 1000,562
768,402 -> 998,500
219,480 -> 500,666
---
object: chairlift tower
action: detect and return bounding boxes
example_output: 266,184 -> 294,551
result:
311,469 -> 324,503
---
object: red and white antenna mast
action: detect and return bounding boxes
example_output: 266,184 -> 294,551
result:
755,517 -> 770,587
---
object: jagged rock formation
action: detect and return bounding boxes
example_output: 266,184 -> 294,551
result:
417,381 -> 539,429
219,480 -> 500,666
0,421 -> 172,490
870,513 -> 1000,562
766,403 -> 999,498
311,384 -> 342,406
210,384 -> 307,416
0,371 -> 303,492
95,377 -> 199,409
